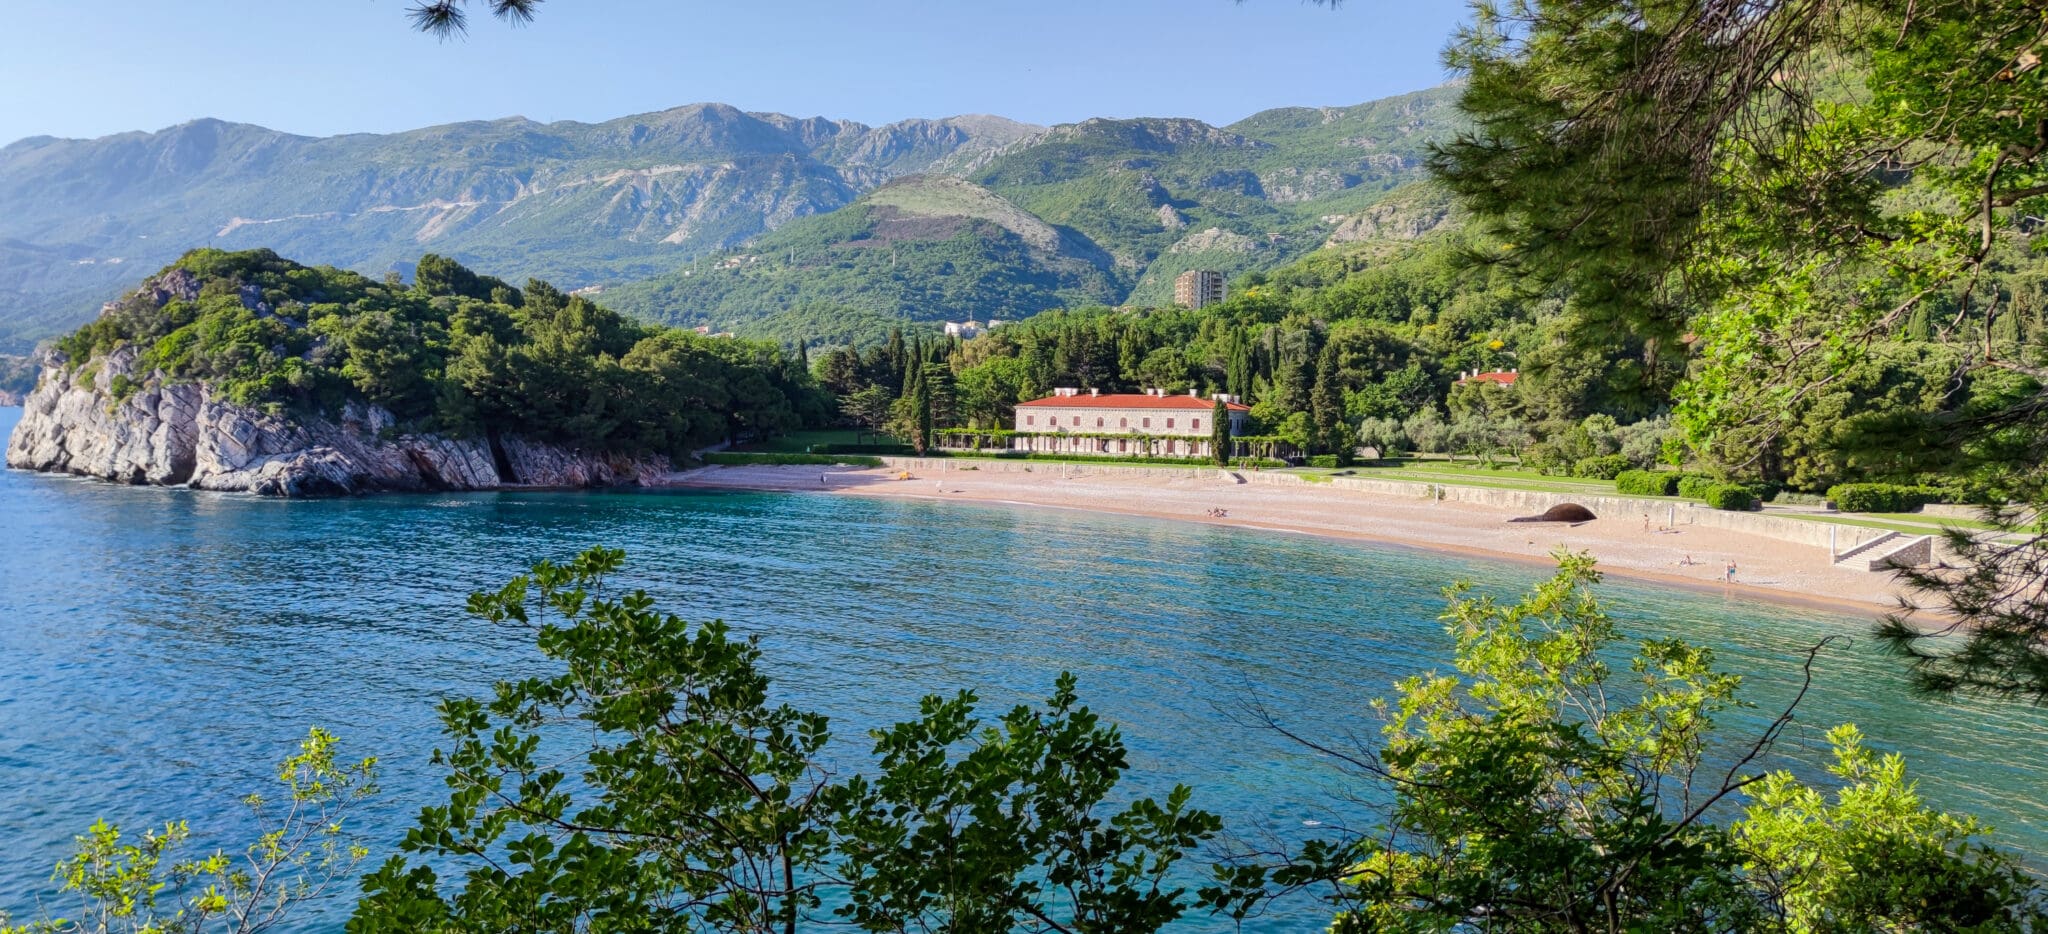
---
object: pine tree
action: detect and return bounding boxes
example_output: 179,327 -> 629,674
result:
926,364 -> 957,430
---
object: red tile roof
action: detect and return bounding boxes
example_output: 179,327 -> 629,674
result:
1016,393 -> 1250,411
1456,371 -> 1519,386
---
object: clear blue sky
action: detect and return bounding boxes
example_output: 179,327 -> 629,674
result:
0,0 -> 1470,146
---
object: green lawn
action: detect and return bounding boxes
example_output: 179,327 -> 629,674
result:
737,429 -> 897,453
1793,511 -> 1999,534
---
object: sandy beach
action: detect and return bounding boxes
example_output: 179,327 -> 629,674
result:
668,462 -> 1921,620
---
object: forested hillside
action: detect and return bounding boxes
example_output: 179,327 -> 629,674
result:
600,176 -> 1125,340
50,249 -> 828,455
819,224 -> 2046,496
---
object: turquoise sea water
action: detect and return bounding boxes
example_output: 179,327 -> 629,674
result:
3,403 -> 2046,930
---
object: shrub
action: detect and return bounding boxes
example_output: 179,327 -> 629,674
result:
1571,454 -> 1631,479
1827,483 -> 1938,513
1704,483 -> 1760,511
1770,490 -> 1829,507
811,443 -> 914,455
1676,475 -> 1720,500
1614,469 -> 1680,496
704,452 -> 884,468
1307,455 -> 1341,468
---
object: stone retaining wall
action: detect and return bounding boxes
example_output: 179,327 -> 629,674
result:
880,457 -> 1899,554
1238,471 -> 1894,553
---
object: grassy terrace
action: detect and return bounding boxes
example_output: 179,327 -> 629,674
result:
735,429 -> 879,454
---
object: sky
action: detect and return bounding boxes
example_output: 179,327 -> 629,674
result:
0,0 -> 1470,146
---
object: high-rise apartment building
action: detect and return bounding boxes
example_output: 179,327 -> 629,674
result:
1173,270 -> 1226,309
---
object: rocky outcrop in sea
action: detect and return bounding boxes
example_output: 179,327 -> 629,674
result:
4,346 -> 670,497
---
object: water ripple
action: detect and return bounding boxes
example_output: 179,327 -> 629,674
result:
2,410 -> 2045,930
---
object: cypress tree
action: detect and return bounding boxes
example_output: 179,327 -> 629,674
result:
902,340 -> 923,398
1311,343 -> 1345,462
1211,396 -> 1231,466
1227,334 -> 1252,399
913,370 -> 934,455
1905,304 -> 1932,342
885,327 -> 906,389
1993,304 -> 2021,348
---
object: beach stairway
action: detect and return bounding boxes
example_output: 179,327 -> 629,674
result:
1832,532 -> 1934,572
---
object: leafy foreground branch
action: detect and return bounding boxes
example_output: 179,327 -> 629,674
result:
1,728 -> 377,934
12,551 -> 2046,932
1207,553 -> 2046,932
349,546 -> 1217,934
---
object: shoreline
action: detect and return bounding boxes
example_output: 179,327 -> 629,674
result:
665,463 -> 1925,623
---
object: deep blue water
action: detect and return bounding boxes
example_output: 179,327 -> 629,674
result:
3,404 -> 2045,930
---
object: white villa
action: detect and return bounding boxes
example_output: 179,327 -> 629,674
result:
1007,388 -> 1251,457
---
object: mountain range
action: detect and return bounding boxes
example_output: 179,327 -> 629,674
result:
0,86 -> 1463,352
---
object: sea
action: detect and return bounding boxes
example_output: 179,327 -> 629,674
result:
3,405 -> 2044,930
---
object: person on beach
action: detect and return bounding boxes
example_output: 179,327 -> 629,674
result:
1725,562 -> 1737,583
1643,514 -> 1651,531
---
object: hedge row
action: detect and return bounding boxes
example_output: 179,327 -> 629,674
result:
1770,491 -> 1829,507
1674,475 -> 1717,500
1614,470 -> 1680,496
810,443 -> 915,455
1571,454 -> 1632,479
1827,483 -> 1940,513
1703,483 -> 1760,511
1614,470 -> 1780,510
704,452 -> 884,468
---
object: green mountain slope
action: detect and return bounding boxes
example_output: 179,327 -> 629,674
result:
0,107 -> 1039,352
0,85 -> 1466,352
601,176 -> 1123,342
972,85 -> 1466,307
608,87 -> 1467,340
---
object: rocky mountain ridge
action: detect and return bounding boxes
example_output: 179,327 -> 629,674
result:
0,105 -> 1043,351
0,86 -> 1465,351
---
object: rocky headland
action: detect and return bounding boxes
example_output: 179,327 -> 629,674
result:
5,345 -> 668,497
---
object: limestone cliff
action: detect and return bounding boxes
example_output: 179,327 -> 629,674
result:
4,347 -> 669,497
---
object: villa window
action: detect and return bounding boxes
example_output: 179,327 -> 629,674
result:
1119,417 -> 1127,428
1072,416 -> 1081,426
1192,418 -> 1201,430
1142,418 -> 1151,428
1096,417 -> 1104,427
1166,418 -> 1175,429
1026,416 -> 1035,426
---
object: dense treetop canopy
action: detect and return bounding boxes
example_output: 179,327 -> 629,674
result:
53,248 -> 829,456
